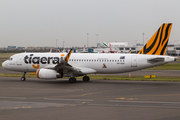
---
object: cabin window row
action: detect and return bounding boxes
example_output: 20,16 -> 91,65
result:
69,59 -> 124,62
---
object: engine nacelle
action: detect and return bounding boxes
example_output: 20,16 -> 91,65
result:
36,69 -> 63,79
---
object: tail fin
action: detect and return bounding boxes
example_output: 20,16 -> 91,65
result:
138,23 -> 172,55
83,45 -> 86,51
103,42 -> 108,47
109,43 -> 112,51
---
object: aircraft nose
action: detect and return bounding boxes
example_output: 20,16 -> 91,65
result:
2,61 -> 7,68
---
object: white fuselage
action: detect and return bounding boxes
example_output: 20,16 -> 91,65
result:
2,52 -> 175,74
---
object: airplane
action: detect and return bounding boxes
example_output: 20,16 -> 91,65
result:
103,42 -> 128,47
102,43 -> 118,53
2,23 -> 175,83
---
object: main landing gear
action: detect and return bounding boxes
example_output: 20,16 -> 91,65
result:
69,77 -> 76,83
83,76 -> 90,82
21,72 -> 26,81
69,76 -> 90,83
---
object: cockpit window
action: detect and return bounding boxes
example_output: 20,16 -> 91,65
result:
8,58 -> 13,61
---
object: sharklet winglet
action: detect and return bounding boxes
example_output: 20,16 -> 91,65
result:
64,49 -> 73,62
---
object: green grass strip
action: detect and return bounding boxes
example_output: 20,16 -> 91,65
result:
78,75 -> 180,81
0,73 -> 36,78
147,63 -> 180,70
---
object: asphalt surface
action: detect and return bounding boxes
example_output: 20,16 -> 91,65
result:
0,77 -> 180,120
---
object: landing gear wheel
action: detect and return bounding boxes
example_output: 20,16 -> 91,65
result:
83,76 -> 90,82
69,77 -> 76,83
21,77 -> 26,81
21,72 -> 26,81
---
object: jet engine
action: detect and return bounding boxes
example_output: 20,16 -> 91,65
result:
36,69 -> 63,79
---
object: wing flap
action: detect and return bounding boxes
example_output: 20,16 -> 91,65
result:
75,67 -> 97,74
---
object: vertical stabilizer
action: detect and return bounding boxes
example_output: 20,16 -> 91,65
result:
103,42 -> 108,47
138,23 -> 172,55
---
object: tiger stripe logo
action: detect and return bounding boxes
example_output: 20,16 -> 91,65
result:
138,23 -> 172,55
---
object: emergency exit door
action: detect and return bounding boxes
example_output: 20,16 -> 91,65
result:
131,56 -> 137,67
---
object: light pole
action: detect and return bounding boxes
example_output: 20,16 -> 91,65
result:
177,40 -> 179,46
142,33 -> 144,46
146,38 -> 148,44
56,39 -> 58,52
87,33 -> 89,48
96,34 -> 99,47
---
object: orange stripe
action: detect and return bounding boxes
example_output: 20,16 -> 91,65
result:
36,69 -> 40,78
32,64 -> 40,69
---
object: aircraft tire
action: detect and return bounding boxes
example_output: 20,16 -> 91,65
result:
21,77 -> 26,81
69,77 -> 76,83
83,76 -> 90,82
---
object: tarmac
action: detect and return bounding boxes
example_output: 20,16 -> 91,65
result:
0,77 -> 180,120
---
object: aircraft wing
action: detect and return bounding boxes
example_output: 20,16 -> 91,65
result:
43,49 -> 96,75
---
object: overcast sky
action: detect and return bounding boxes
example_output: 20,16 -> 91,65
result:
1,0 -> 180,48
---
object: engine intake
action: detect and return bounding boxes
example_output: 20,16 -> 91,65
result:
36,69 -> 63,79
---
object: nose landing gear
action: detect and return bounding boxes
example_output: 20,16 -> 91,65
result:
21,72 -> 26,81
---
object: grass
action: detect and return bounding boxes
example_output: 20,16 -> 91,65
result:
0,53 -> 15,59
0,74 -> 180,82
77,75 -> 180,81
0,73 -> 36,78
147,63 -> 180,70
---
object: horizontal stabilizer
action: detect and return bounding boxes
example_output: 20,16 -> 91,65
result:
148,57 -> 164,63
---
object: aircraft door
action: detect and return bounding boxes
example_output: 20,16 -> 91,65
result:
131,56 -> 137,67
